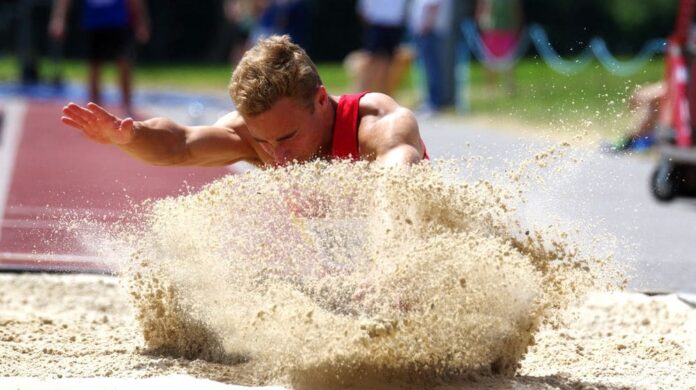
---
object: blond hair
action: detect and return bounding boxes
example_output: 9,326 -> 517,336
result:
229,35 -> 322,117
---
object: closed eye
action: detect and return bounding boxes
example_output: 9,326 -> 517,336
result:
276,130 -> 298,142
252,130 -> 298,144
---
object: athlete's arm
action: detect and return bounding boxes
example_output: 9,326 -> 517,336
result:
357,93 -> 425,166
61,102 -> 258,166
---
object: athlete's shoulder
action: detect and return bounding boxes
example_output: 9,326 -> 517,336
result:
358,92 -> 402,119
210,110 -> 269,165
213,110 -> 246,130
213,110 -> 261,141
356,92 -> 421,160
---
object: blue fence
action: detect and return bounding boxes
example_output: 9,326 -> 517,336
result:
461,19 -> 666,76
452,20 -> 667,112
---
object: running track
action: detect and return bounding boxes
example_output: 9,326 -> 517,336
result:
0,100 -> 231,272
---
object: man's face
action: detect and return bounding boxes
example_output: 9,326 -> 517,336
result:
244,90 -> 328,166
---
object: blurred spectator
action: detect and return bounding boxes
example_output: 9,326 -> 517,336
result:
608,81 -> 668,152
249,0 -> 309,50
475,0 -> 522,96
275,0 -> 310,50
220,0 -> 256,65
49,0 -> 150,117
409,0 -> 452,114
344,45 -> 414,94
356,0 -> 408,95
250,0 -> 278,42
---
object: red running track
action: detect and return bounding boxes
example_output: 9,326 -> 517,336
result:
0,101 -> 231,273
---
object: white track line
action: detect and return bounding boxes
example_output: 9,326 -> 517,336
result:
0,100 -> 27,241
0,251 -> 102,263
6,205 -> 120,217
1,218 -> 66,229
0,218 -> 109,230
0,251 -> 111,273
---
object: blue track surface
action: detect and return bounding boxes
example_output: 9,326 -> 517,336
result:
0,82 -> 232,111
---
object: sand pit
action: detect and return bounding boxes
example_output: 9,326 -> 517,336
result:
0,274 -> 272,385
1,273 -> 694,389
2,159 -> 694,389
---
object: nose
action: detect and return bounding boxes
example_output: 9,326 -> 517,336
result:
262,143 -> 290,164
273,146 -> 291,164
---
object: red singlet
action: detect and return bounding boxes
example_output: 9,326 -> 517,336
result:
329,92 -> 430,161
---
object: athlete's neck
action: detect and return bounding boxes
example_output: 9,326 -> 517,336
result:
318,96 -> 339,159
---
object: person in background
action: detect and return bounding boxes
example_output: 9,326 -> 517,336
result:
607,81 -> 668,152
222,0 -> 256,65
344,45 -> 415,95
475,0 -> 522,96
409,0 -> 452,115
247,0 -> 310,50
275,0 -> 311,50
356,0 -> 408,95
249,0 -> 278,42
49,0 -> 150,117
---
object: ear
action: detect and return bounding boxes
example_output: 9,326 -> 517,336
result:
315,85 -> 328,107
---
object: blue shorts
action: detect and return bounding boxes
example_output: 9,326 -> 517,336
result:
87,27 -> 133,62
363,24 -> 403,57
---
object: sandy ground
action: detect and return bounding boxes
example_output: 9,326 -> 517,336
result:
1,273 -> 695,389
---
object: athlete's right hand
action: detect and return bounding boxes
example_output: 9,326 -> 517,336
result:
61,102 -> 135,145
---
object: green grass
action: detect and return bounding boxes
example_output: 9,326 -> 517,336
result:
466,57 -> 664,138
0,55 -> 664,138
0,57 -> 350,94
0,56 -> 18,83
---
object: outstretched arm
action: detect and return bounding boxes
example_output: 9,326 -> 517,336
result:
61,102 -> 258,166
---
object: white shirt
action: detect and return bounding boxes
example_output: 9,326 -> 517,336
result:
358,0 -> 408,27
408,0 -> 452,35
